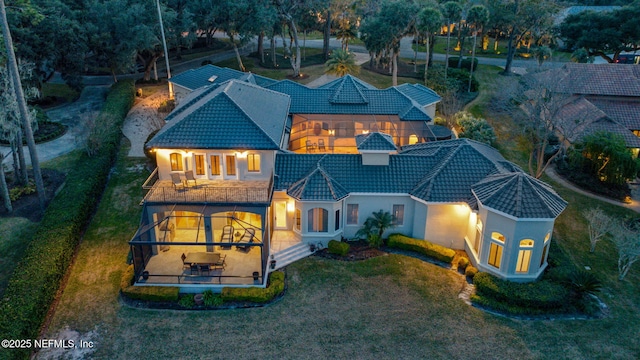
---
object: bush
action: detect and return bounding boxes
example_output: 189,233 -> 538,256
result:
0,80 -> 134,359
455,111 -> 497,146
473,272 -> 570,311
158,99 -> 175,113
121,286 -> 180,302
179,295 -> 196,308
556,158 -> 630,201
458,257 -> 470,270
203,290 -> 224,306
387,234 -> 455,263
221,271 -> 285,303
465,266 -> 478,279
328,239 -> 350,256
447,57 -> 478,71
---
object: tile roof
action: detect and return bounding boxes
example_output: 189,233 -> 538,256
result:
355,132 -> 397,151
539,64 -> 640,97
317,74 -> 377,90
147,80 -> 290,150
395,83 -> 442,106
169,65 -> 277,91
266,80 -> 436,121
589,99 -> 640,130
472,172 -> 568,218
274,139 -> 566,219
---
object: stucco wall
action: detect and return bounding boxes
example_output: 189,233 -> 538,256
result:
361,153 -> 390,166
342,194 -> 415,239
424,203 -> 471,249
155,149 -> 275,181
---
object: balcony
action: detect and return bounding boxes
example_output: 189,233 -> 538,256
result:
141,169 -> 273,205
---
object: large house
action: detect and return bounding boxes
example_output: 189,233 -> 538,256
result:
129,66 -> 567,292
537,63 -> 640,154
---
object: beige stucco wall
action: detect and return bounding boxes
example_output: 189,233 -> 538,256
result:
342,194 -> 415,239
423,203 -> 471,250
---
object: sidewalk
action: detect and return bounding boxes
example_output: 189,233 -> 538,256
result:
545,165 -> 640,213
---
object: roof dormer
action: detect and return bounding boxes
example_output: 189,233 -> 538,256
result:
355,132 -> 397,166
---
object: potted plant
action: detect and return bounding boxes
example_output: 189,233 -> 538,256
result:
142,271 -> 149,280
194,293 -> 204,305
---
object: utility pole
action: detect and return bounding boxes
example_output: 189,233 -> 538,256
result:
0,0 -> 46,210
156,0 -> 173,99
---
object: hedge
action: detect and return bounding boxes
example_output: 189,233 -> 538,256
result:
122,286 -> 180,302
328,239 -> 350,256
473,272 -> 570,311
0,80 -> 134,360
221,271 -> 285,303
387,234 -> 456,263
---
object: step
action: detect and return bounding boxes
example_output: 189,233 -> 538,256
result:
271,243 -> 313,271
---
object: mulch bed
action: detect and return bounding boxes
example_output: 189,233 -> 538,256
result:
0,168 -> 66,222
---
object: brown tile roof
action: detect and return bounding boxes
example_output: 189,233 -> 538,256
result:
589,99 -> 640,130
545,64 -> 640,97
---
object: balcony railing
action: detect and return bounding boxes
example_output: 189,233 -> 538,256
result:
141,169 -> 274,205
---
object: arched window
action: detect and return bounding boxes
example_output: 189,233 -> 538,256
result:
170,153 -> 183,171
308,208 -> 328,232
488,232 -> 505,269
516,239 -> 534,273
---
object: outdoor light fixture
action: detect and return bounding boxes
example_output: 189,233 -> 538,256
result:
235,151 -> 248,158
287,202 -> 295,212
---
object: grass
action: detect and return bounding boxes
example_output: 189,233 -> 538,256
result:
41,83 -> 80,102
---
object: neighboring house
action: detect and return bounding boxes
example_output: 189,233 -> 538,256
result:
537,63 -> 640,155
130,67 -> 567,292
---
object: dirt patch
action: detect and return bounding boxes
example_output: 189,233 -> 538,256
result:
0,169 -> 66,222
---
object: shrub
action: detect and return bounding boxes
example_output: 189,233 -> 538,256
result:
221,271 -> 285,303
158,99 -> 175,113
0,80 -> 134,359
455,111 -> 497,146
367,234 -> 383,249
179,295 -> 196,308
328,239 -> 350,256
465,266 -> 478,279
458,257 -> 470,270
121,286 -> 180,302
473,272 -> 570,311
447,56 -> 478,71
203,290 -> 224,306
387,234 -> 455,263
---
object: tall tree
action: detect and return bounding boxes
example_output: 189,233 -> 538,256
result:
611,221 -> 640,281
416,6 -> 442,84
0,0 -> 45,209
441,1 -> 462,81
486,0 -> 557,75
466,4 -> 489,92
583,208 -> 613,253
558,4 -> 640,63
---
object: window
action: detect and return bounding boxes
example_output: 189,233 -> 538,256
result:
170,153 -> 183,171
346,204 -> 358,225
210,155 -> 221,175
335,210 -> 340,231
248,154 -> 261,172
516,239 -> 534,273
295,209 -> 301,231
491,232 -> 505,243
541,233 -> 551,267
392,205 -> 404,225
474,220 -> 483,254
488,242 -> 503,269
226,155 -> 236,176
194,155 -> 205,175
308,208 -> 328,232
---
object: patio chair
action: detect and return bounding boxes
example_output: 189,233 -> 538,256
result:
214,255 -> 226,271
306,140 -> 316,153
184,170 -> 197,187
318,138 -> 326,152
199,264 -> 211,276
220,225 -> 234,250
190,263 -> 199,275
170,173 -> 185,191
181,253 -> 189,270
236,228 -> 255,252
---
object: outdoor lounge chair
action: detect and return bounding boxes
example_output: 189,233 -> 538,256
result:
220,225 -> 234,249
184,170 -> 197,187
306,140 -> 316,153
171,173 -> 184,190
236,228 -> 255,252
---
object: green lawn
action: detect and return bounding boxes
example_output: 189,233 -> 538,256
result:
0,217 -> 37,297
41,83 -> 80,102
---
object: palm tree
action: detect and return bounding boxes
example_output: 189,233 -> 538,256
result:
417,7 -> 442,85
356,210 -> 395,248
466,5 -> 490,92
324,50 -> 359,77
441,1 -> 462,82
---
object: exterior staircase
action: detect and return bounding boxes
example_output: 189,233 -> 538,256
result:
270,242 -> 313,271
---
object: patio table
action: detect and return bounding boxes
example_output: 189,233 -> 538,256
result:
184,252 -> 220,266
